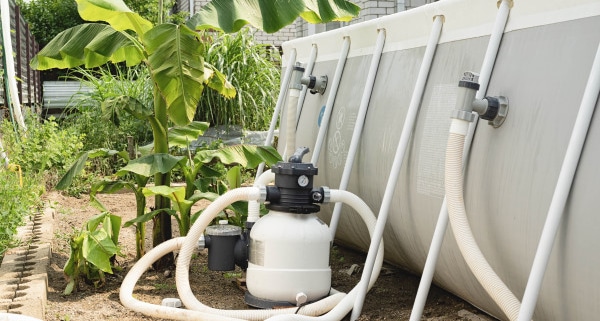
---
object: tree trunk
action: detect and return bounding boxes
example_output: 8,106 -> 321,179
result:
150,87 -> 174,270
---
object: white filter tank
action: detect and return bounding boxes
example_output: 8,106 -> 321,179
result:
246,210 -> 332,305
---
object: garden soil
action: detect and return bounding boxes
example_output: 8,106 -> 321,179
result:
42,191 -> 493,321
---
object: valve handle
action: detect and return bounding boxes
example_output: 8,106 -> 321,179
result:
289,147 -> 310,163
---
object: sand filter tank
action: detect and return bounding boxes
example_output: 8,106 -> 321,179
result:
246,147 -> 332,307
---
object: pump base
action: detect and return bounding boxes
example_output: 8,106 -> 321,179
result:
244,291 -> 295,309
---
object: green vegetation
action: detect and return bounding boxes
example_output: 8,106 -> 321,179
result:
63,65 -> 153,152
196,28 -> 281,130
17,0 -> 176,47
0,114 -> 82,254
26,0 -> 359,274
0,169 -> 44,254
63,210 -> 122,294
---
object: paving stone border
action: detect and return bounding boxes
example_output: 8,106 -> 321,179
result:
0,207 -> 54,320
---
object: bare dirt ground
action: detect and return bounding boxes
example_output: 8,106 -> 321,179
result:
42,191 -> 491,321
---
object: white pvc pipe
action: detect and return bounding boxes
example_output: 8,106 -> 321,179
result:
410,1 -> 511,319
351,16 -> 443,320
247,170 -> 275,223
265,189 -> 384,321
296,44 -> 318,125
256,49 -> 297,177
121,187 -> 384,321
1,0 -> 26,131
476,0 -> 512,101
517,40 -> 600,321
327,29 -> 386,239
310,37 -> 351,165
445,119 -> 521,321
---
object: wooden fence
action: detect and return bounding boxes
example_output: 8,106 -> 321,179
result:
1,0 -> 42,119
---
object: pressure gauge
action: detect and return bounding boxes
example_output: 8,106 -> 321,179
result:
297,175 -> 309,187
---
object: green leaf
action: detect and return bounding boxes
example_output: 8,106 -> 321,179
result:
186,0 -> 360,33
117,153 -> 184,177
169,121 -> 209,148
64,279 -> 76,295
89,195 -> 109,213
102,95 -> 153,121
91,180 -> 136,196
124,208 -> 177,227
86,212 -> 109,232
30,23 -> 144,70
226,165 -> 242,189
195,145 -> 281,168
204,62 -> 236,99
104,214 -> 122,246
82,229 -> 119,273
143,23 -> 206,126
55,151 -> 89,190
142,186 -> 193,214
197,165 -> 223,179
75,0 -> 153,35
56,148 -> 126,190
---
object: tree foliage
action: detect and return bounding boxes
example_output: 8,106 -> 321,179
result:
17,0 -> 174,48
17,0 -> 84,47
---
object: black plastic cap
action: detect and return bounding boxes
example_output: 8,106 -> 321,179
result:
480,96 -> 500,121
458,80 -> 480,91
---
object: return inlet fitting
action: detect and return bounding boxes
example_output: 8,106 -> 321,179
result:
301,74 -> 328,95
452,71 -> 508,127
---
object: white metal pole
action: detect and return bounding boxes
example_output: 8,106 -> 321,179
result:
327,29 -> 386,240
256,49 -> 296,177
517,40 -> 600,321
410,1 -> 512,319
296,44 -> 318,125
351,15 -> 443,320
310,37 -> 351,165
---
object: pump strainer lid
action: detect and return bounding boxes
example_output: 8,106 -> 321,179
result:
205,224 -> 241,236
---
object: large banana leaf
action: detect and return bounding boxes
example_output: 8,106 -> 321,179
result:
143,24 -> 208,126
195,145 -> 282,168
187,0 -> 360,33
117,153 -> 185,178
75,0 -> 152,35
30,23 -> 144,70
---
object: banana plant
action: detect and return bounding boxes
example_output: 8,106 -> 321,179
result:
124,144 -> 282,237
31,0 -> 358,268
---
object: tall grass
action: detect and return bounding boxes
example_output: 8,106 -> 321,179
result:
195,28 -> 281,131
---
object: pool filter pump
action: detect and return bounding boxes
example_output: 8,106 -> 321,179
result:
204,147 -> 332,309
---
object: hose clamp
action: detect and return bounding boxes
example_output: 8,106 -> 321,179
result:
451,110 -> 477,122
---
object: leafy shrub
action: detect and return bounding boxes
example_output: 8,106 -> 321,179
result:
18,0 -> 175,47
195,28 -> 281,131
63,211 -> 122,294
1,115 -> 83,174
62,65 -> 153,153
17,0 -> 84,47
0,169 -> 44,254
